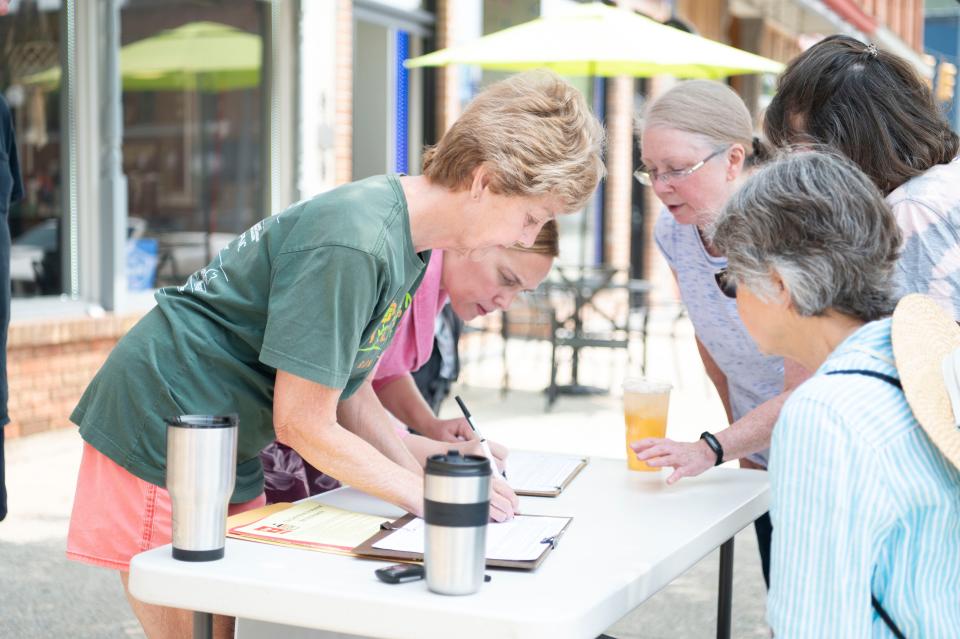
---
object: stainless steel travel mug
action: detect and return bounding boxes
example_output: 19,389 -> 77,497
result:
165,414 -> 238,561
423,450 -> 491,595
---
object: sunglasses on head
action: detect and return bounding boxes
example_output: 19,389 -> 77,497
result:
714,268 -> 737,299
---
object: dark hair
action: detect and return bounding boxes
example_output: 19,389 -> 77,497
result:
764,35 -> 959,195
750,136 -> 772,166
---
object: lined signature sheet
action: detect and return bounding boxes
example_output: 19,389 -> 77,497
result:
372,515 -> 571,562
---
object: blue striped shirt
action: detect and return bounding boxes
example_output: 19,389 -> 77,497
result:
768,319 -> 960,637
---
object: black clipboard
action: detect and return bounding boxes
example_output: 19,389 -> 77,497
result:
352,513 -> 573,570
512,456 -> 589,497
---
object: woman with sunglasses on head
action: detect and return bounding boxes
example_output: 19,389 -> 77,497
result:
711,149 -> 960,637
630,80 -> 811,586
764,35 -> 960,320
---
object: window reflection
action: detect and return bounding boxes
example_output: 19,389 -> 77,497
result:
121,0 -> 265,289
1,0 -> 63,297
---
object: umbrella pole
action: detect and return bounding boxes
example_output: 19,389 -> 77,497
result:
584,72 -> 603,268
198,75 -> 212,265
209,90 -> 224,247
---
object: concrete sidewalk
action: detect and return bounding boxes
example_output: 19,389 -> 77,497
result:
0,313 -> 768,638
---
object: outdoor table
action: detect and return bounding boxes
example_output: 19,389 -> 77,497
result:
543,267 -> 652,406
129,458 -> 769,639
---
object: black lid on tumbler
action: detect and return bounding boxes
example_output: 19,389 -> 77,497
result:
164,414 -> 238,429
425,450 -> 491,477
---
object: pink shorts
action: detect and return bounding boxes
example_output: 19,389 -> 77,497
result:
66,441 -> 265,571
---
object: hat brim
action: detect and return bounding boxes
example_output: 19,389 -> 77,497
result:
892,294 -> 960,471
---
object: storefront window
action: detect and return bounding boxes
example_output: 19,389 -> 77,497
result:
1,0 -> 65,298
352,1 -> 431,181
120,0 -> 266,288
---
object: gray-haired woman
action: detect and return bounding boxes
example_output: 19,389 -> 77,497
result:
712,150 -> 960,637
632,79 -> 805,585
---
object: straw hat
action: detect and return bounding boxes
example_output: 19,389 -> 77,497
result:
891,294 -> 960,471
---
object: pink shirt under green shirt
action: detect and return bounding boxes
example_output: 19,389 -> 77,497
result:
371,250 -> 448,434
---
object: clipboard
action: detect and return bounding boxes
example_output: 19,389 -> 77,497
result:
226,501 -> 391,556
508,452 -> 589,497
352,513 -> 573,570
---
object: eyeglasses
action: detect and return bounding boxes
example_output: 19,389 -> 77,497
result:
714,268 -> 737,299
634,146 -> 731,187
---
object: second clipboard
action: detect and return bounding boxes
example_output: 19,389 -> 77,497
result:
506,451 -> 589,497
353,513 -> 573,570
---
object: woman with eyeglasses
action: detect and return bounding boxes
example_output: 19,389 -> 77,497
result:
630,80 -> 810,586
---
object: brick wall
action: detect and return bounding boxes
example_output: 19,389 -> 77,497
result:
5,313 -> 143,440
603,75 -> 635,271
436,0 -> 461,136
677,0 -> 729,43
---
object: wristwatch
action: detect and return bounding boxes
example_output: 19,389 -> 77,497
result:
699,431 -> 724,466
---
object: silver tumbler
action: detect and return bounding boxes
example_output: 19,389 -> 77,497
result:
423,450 -> 491,595
165,414 -> 238,561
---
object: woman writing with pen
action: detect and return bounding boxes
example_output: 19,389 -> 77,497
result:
261,220 -> 561,510
67,71 -> 602,639
454,395 -> 505,480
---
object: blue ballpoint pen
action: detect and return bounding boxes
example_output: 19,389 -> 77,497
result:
454,395 -> 507,479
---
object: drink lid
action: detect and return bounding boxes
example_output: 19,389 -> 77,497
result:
623,378 -> 672,394
425,450 -> 491,477
164,414 -> 238,429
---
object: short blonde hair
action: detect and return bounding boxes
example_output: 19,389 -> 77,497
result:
641,80 -> 768,164
511,219 -> 559,258
423,70 -> 605,213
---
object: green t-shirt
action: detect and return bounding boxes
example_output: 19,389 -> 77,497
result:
72,175 -> 428,502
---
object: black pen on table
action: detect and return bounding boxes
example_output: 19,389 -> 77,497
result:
454,395 -> 507,480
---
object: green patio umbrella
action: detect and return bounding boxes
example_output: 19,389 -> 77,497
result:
25,21 -> 261,90
405,3 -> 784,78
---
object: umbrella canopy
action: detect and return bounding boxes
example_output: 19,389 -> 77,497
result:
26,21 -> 261,91
405,3 -> 784,78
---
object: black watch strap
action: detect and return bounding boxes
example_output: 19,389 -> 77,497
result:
700,431 -> 724,466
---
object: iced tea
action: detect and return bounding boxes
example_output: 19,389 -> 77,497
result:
623,378 -> 672,471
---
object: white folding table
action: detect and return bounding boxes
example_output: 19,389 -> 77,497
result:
129,458 -> 769,639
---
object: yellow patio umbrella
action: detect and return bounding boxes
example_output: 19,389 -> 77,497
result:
405,3 -> 784,78
24,21 -> 261,91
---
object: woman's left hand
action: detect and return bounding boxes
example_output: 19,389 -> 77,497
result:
630,437 -> 716,485
421,417 -> 473,442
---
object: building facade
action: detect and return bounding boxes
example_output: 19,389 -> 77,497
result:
926,0 -> 960,130
0,0 -> 929,440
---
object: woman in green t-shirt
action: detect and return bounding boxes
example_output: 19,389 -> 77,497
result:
66,70 -> 605,639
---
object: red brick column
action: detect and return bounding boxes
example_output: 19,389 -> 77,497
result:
604,75 -> 635,270
435,0 -> 461,136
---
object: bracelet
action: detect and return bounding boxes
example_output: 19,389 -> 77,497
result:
699,431 -> 724,466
